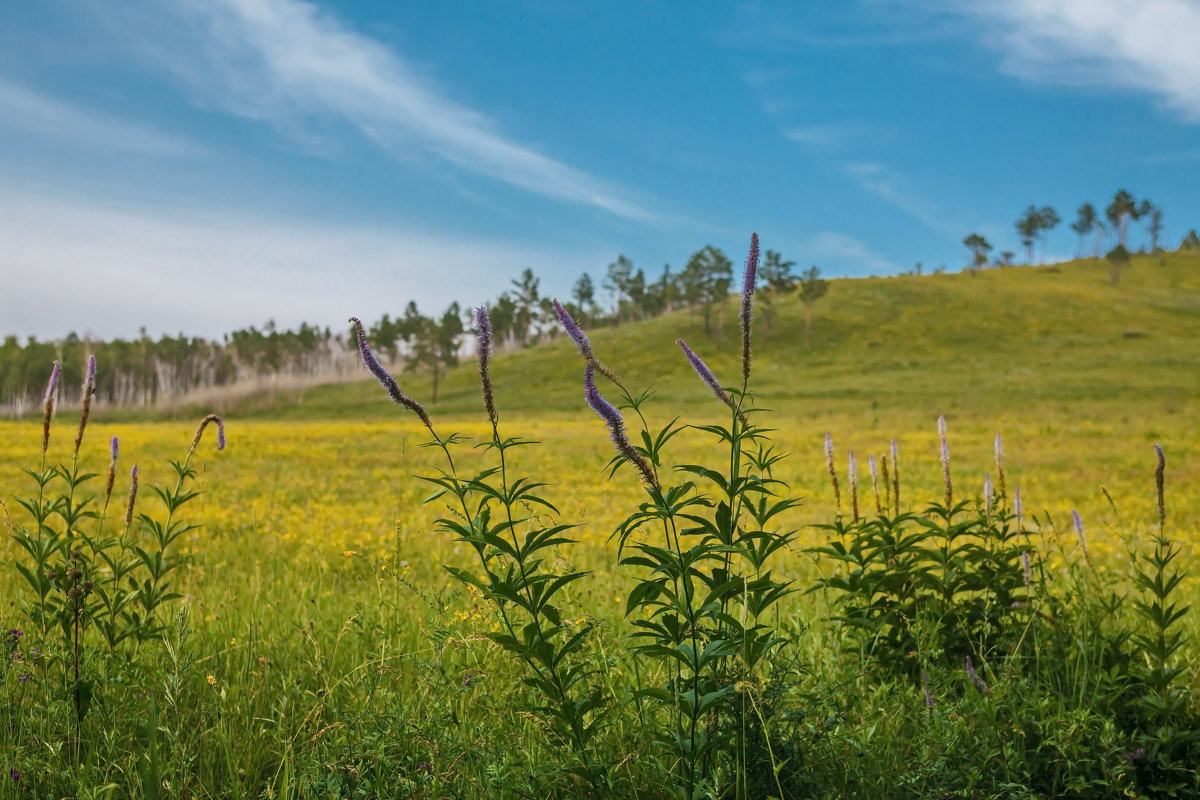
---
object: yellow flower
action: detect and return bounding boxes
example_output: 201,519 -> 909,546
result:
342,550 -> 359,557
206,674 -> 218,686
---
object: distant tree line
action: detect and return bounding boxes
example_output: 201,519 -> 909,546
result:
2,244 -> 829,414
960,189 -> 1198,282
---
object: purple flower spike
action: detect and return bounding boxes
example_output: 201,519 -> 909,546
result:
474,306 -> 497,424
965,654 -> 991,693
1154,443 -> 1165,531
584,363 -> 657,489
126,465 -> 139,526
105,435 -> 120,499
190,414 -> 227,452
84,354 -> 96,387
676,339 -> 731,405
1072,509 -> 1084,537
825,432 -> 841,512
553,299 -> 594,362
739,232 -> 760,382
741,232 -> 760,302
921,669 -> 934,709
1021,551 -> 1032,591
585,363 -> 625,442
44,360 -> 61,404
349,317 -> 432,429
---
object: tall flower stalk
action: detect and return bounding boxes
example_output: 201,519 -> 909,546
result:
353,313 -> 607,788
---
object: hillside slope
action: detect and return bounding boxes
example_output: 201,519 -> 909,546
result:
192,251 -> 1199,425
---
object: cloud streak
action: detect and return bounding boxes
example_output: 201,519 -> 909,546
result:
0,77 -> 199,157
0,187 -> 598,340
940,0 -> 1200,122
844,161 -> 958,236
131,0 -> 653,220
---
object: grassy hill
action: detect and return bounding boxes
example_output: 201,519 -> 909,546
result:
194,250 -> 1200,425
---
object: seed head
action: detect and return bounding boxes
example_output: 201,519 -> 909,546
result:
349,316 -> 431,429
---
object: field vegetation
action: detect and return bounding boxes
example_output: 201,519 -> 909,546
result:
2,248 -> 1199,798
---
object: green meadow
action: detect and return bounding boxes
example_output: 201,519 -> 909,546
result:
3,251 -> 1199,799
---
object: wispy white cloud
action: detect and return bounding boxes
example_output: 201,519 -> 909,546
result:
0,77 -> 200,157
784,122 -> 895,151
801,231 -> 897,272
121,0 -> 653,221
0,187 -> 599,340
938,0 -> 1200,122
844,161 -> 957,236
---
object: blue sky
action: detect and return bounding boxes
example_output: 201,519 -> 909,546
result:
2,0 -> 1198,339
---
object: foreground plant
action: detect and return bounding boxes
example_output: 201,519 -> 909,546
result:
8,357 -> 226,760
350,315 -> 608,792
560,234 -> 802,799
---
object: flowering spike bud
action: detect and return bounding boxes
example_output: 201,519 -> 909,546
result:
1154,444 -> 1165,532
552,300 -> 621,385
848,451 -> 859,522
868,455 -> 881,516
965,654 -> 991,693
890,438 -> 900,510
190,414 -> 227,452
880,454 -> 892,514
41,360 -> 61,454
584,363 -> 657,489
105,435 -> 119,502
921,669 -> 934,709
474,306 -> 497,425
349,316 -> 432,429
1014,486 -> 1023,531
994,433 -> 1007,499
73,355 -> 98,456
1021,551 -> 1032,592
677,339 -> 735,410
739,232 -> 760,383
984,473 -> 993,519
825,433 -> 841,513
125,465 -> 139,527
1072,509 -> 1097,575
938,416 -> 952,508
553,299 -> 594,362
